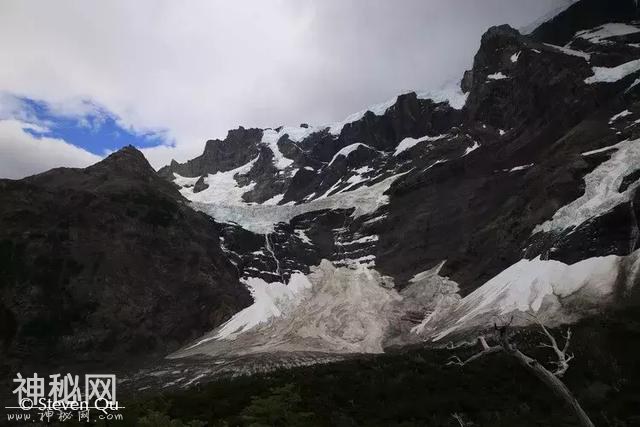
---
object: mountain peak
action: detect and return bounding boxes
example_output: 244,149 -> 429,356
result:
89,144 -> 155,177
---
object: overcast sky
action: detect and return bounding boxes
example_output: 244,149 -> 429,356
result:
0,0 -> 574,178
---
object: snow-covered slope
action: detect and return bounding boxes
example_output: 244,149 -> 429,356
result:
518,0 -> 579,35
426,250 -> 640,343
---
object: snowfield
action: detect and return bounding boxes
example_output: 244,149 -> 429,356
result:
174,155 -> 258,205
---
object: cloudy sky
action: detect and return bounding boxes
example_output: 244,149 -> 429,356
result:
0,0 -> 574,178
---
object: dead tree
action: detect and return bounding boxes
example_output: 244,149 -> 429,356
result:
447,316 -> 595,427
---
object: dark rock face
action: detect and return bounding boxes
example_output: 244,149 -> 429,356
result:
379,88 -> 640,296
158,127 -> 263,179
463,25 -> 596,133
193,175 -> 209,193
0,147 -> 250,369
531,0 -> 639,45
620,169 -> 640,192
239,146 -> 287,203
546,199 -> 639,265
338,92 -> 461,152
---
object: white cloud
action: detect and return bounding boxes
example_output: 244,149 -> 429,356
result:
0,92 -> 38,124
0,119 -> 101,179
0,0 -> 567,172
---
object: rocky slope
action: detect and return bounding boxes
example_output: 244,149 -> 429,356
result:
0,147 -> 249,370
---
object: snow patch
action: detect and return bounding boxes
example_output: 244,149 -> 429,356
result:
535,138 -> 640,234
416,81 -> 469,110
394,134 -> 447,156
261,129 -> 295,169
510,51 -> 521,63
577,23 -> 640,44
363,214 -> 387,226
506,163 -> 534,172
335,235 -> 379,246
328,143 -> 375,166
262,193 -> 284,206
353,166 -> 373,175
279,125 -> 324,142
326,82 -> 468,137
178,156 -> 258,205
463,141 -> 480,156
294,229 -> 312,245
341,174 -> 367,191
487,72 -> 508,80
544,43 -> 591,60
609,110 -> 632,123
328,96 -> 398,136
585,59 -> 640,84
173,173 -> 200,188
581,145 -> 618,156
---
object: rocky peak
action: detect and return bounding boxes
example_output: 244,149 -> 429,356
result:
481,24 -> 522,45
463,24 -> 598,133
20,144 -> 177,198
159,127 -> 263,179
88,145 -> 154,176
338,92 -> 461,152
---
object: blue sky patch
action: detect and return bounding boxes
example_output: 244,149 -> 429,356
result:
6,95 -> 169,155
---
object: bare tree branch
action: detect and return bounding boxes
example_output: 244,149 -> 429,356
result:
446,315 -> 594,427
446,336 -> 502,366
530,314 -> 574,377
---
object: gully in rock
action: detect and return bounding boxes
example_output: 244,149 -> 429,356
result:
265,233 -> 284,282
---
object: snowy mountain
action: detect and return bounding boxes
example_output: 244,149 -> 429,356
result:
2,0 -> 640,390
154,0 -> 640,366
